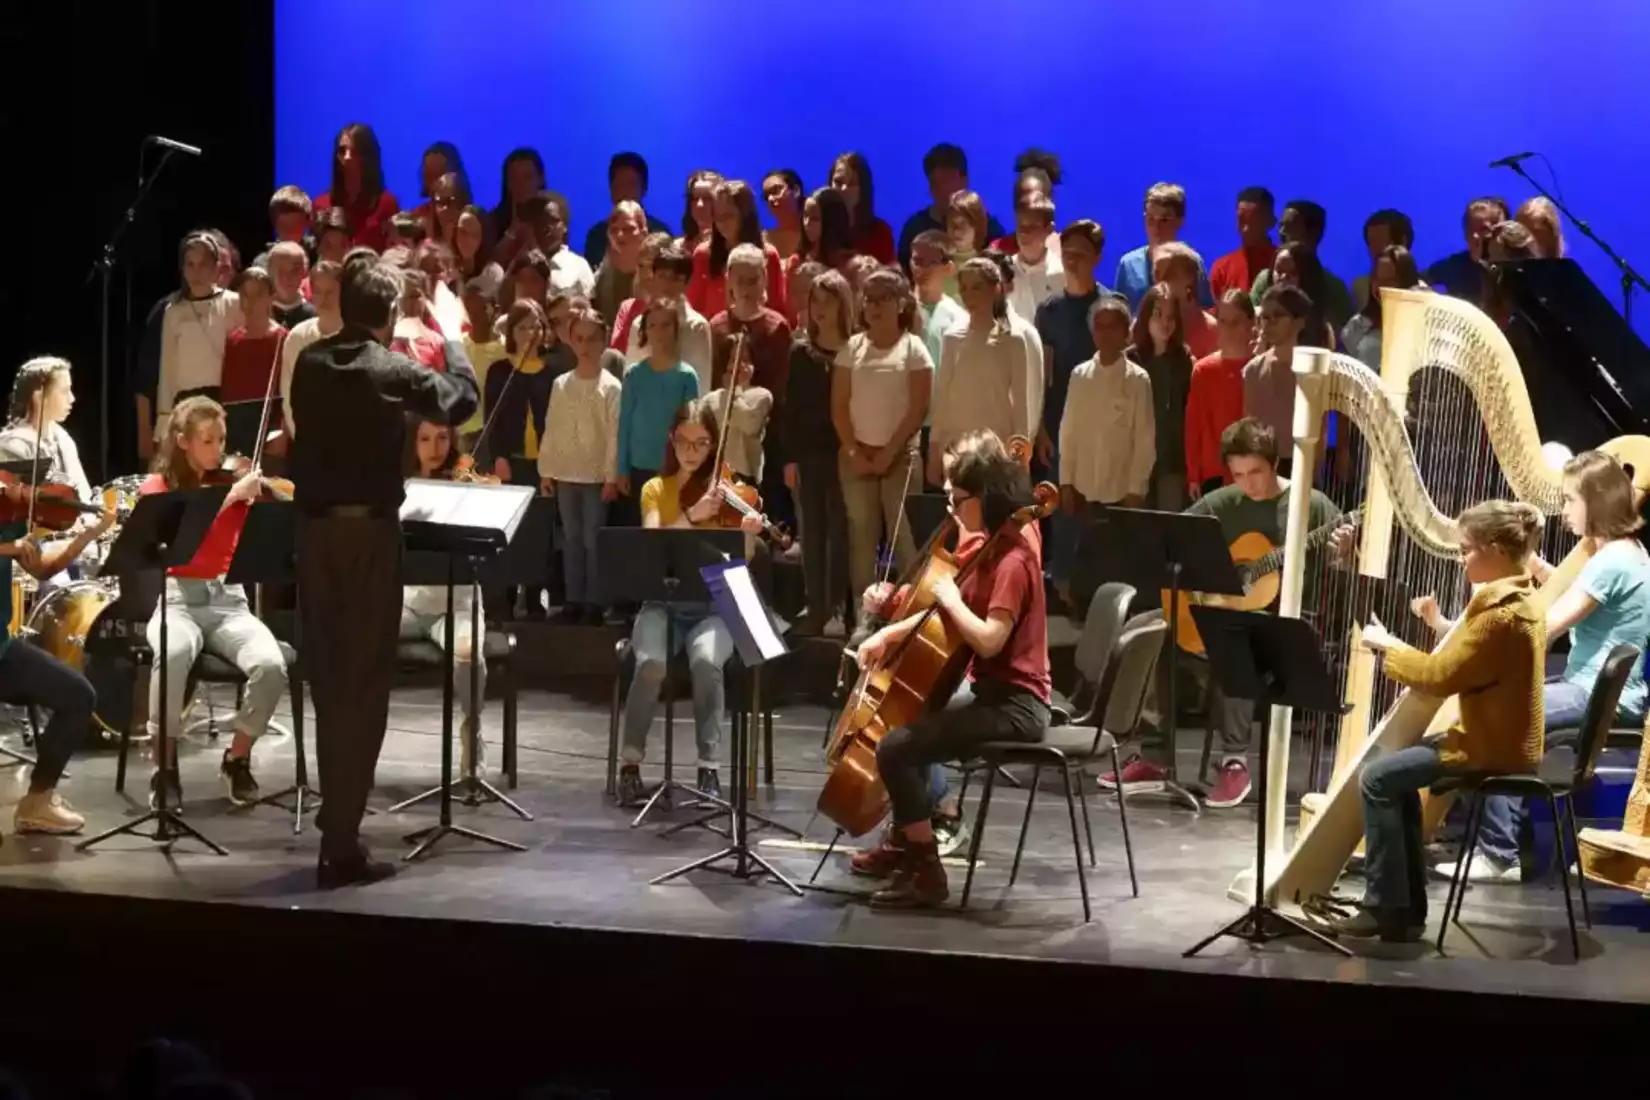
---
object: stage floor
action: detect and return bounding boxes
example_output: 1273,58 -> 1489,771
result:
3,683 -> 1648,1008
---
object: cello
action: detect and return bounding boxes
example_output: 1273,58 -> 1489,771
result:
817,438 -> 1056,837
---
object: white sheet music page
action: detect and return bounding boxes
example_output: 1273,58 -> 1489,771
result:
400,478 -> 531,533
722,564 -> 786,661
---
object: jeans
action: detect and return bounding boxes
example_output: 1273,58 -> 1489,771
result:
877,683 -> 1048,827
795,451 -> 849,623
0,640 -> 94,789
621,602 -> 733,769
840,446 -> 919,620
554,480 -> 607,606
1475,676 -> 1637,862
1360,743 -> 1450,919
146,577 -> 288,741
399,591 -> 485,722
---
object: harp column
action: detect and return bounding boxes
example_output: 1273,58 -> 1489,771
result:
1256,347 -> 1334,890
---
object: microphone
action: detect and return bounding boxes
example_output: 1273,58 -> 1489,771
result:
146,134 -> 203,157
1488,151 -> 1535,169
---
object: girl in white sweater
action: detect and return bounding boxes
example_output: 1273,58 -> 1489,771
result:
540,306 -> 622,624
156,232 -> 241,442
927,257 -> 1034,485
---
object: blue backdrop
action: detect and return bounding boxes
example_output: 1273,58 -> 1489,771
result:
275,0 -> 1650,338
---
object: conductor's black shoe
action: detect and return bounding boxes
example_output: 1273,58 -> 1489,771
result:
617,765 -> 645,807
1327,907 -> 1426,943
149,767 -> 184,813
696,767 -> 722,802
317,844 -> 398,889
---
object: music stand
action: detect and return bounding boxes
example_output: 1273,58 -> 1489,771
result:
1086,507 -> 1243,810
77,488 -> 229,855
1182,606 -> 1352,957
222,501 -> 314,833
597,526 -> 746,828
394,478 -> 534,861
651,560 -> 803,895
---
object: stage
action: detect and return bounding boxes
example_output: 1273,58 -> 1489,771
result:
4,676 -> 1650,1095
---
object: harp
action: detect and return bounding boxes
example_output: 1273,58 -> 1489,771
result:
1234,287 -> 1650,907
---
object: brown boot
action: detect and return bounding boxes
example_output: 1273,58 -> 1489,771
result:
870,838 -> 949,908
850,827 -> 908,879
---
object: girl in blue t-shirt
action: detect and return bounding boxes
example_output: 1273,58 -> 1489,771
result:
1416,450 -> 1650,880
613,298 -> 701,527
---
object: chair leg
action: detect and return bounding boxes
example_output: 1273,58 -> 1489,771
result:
606,672 -> 621,799
762,704 -> 774,787
1008,764 -> 1041,887
1112,746 -> 1139,897
503,662 -> 519,790
960,767 -> 997,911
1074,758 -> 1096,867
1439,793 -> 1481,953
1546,791 -> 1581,960
1060,764 -> 1092,922
115,708 -> 132,795
1561,794 -> 1591,928
955,767 -> 972,819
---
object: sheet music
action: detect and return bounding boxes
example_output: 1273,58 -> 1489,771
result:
400,477 -> 532,532
720,564 -> 787,661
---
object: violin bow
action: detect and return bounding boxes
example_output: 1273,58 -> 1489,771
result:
248,329 -> 285,475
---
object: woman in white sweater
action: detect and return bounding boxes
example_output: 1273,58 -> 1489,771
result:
156,232 -> 241,442
539,306 -> 622,625
927,257 -> 1034,485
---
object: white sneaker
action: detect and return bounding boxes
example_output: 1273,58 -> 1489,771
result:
14,790 -> 86,835
1436,850 -> 1521,884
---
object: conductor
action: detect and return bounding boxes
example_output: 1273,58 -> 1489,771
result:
291,262 -> 479,887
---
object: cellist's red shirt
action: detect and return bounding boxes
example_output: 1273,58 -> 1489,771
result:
957,525 -> 1050,702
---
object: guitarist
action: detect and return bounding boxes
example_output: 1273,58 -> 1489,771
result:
1101,417 -> 1342,808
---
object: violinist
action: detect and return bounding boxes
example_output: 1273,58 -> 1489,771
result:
138,396 -> 291,811
0,357 -> 93,504
615,398 -> 765,808
401,415 -> 490,775
851,440 -> 1051,907
0,456 -> 114,837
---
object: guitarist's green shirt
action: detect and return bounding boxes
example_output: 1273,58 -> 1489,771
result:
1187,481 -> 1340,548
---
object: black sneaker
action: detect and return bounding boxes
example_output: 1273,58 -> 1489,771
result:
617,765 -> 645,807
696,767 -> 722,802
221,751 -> 259,806
149,767 -> 184,813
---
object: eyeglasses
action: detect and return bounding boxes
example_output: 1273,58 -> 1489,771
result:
674,435 -> 713,453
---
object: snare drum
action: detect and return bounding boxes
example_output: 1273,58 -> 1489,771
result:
24,580 -> 138,742
99,474 -> 146,521
27,580 -> 117,673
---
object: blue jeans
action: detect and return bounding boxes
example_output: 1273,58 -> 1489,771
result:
554,480 -> 607,606
621,603 -> 733,769
1475,676 -> 1639,862
1360,743 -> 1451,919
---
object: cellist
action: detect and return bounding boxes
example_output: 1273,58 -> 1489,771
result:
851,432 -> 1051,907
615,397 -> 764,808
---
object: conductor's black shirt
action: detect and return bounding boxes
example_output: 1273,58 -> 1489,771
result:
289,325 -> 479,515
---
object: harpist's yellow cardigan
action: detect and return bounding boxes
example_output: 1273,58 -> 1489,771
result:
1381,574 -> 1546,773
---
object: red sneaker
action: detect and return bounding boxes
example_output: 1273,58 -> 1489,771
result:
1096,757 -> 1166,794
1205,760 -> 1252,808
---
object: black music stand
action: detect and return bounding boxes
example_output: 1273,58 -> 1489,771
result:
77,488 -> 229,856
598,526 -> 746,829
1086,507 -> 1243,810
651,560 -> 802,894
394,478 -> 534,861
1182,606 -> 1351,957
224,501 -> 315,833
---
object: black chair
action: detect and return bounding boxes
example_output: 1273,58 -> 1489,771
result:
606,638 -> 774,800
958,584 -> 1160,922
1433,642 -> 1640,958
394,630 -> 520,788
114,641 -> 304,796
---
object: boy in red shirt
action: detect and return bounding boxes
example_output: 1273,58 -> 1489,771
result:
849,438 -> 1051,907
1208,187 -> 1278,298
220,268 -> 288,454
1185,290 -> 1259,496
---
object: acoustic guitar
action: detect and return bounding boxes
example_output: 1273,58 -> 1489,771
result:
1164,507 -> 1361,655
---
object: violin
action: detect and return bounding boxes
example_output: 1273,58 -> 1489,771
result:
686,462 -> 793,547
203,457 -> 294,502
818,436 -> 1053,837
451,454 -> 503,485
0,472 -> 102,532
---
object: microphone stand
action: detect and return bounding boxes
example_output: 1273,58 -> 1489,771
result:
85,144 -> 180,485
1501,159 -> 1650,328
